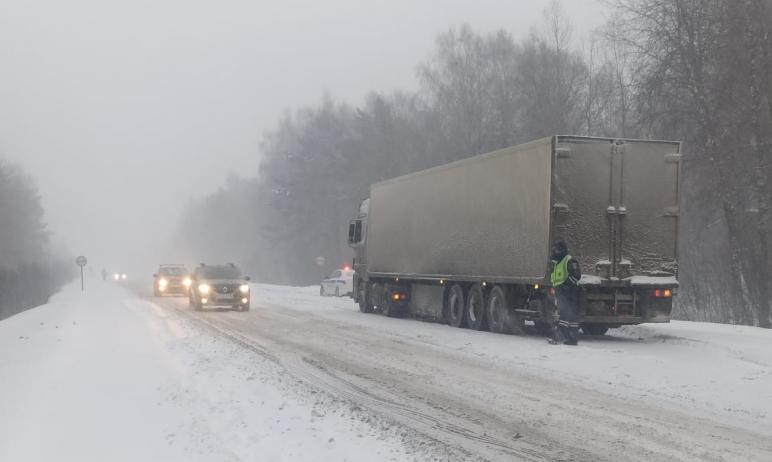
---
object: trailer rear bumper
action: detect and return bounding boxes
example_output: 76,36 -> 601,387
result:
580,281 -> 676,326
579,313 -> 672,326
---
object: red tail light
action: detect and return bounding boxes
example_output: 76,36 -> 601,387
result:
653,288 -> 673,298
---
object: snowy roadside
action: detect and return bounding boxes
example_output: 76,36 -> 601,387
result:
251,283 -> 772,436
0,280 -> 416,462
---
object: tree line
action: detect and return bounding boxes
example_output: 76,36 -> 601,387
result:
177,0 -> 772,327
0,160 -> 71,320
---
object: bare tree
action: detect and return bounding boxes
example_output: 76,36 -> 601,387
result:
610,0 -> 771,326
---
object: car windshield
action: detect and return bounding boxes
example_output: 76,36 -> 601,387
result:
200,266 -> 242,279
159,267 -> 187,276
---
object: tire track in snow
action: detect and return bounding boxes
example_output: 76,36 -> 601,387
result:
160,301 -> 553,461
150,295 -> 772,462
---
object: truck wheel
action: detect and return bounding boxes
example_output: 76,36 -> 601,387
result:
335,287 -> 340,297
582,326 -> 609,336
358,285 -> 374,313
487,285 -> 510,334
466,284 -> 487,330
487,285 -> 525,335
446,284 -> 466,328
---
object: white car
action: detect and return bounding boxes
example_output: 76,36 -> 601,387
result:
320,268 -> 354,297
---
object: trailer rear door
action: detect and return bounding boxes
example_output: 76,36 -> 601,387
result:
552,137 -> 680,279
618,140 -> 680,277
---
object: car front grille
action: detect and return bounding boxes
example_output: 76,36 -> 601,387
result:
216,285 -> 239,294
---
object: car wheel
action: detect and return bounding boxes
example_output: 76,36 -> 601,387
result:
190,295 -> 202,312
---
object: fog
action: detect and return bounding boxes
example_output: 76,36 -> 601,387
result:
0,0 -> 603,274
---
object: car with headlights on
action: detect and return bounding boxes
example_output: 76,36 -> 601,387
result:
320,267 -> 354,297
113,272 -> 128,282
153,264 -> 191,296
189,263 -> 251,311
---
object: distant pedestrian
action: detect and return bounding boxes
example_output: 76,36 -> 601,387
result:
548,240 -> 581,345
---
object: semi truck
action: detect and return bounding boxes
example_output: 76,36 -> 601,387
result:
347,136 -> 681,335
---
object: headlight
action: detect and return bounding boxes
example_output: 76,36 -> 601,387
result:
239,284 -> 249,294
113,274 -> 119,280
121,273 -> 127,280
183,277 -> 192,287
159,278 -> 168,287
198,284 -> 210,294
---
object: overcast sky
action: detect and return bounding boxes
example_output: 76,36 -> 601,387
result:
0,0 -> 604,272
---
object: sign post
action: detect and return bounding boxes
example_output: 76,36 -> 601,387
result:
75,256 -> 88,291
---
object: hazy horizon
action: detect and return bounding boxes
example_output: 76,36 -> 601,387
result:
0,0 -> 605,273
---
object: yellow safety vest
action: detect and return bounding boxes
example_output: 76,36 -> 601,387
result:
551,255 -> 572,287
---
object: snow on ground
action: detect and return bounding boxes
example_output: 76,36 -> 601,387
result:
0,280 -> 413,462
251,283 -> 772,436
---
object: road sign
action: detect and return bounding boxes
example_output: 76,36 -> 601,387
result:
75,256 -> 87,291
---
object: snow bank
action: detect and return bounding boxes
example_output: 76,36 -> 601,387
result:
0,280 -> 412,462
250,283 -> 772,436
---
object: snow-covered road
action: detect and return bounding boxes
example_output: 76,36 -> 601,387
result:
251,284 -> 772,437
159,283 -> 772,461
2,280 -> 772,461
0,281 -> 416,462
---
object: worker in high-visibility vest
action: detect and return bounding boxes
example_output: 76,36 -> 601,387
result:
548,240 -> 582,345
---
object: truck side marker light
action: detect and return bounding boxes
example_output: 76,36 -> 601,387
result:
439,279 -> 445,285
534,284 -> 540,290
482,282 -> 487,287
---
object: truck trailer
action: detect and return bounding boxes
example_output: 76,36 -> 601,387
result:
347,136 -> 681,335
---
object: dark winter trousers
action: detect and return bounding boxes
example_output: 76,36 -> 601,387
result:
555,290 -> 580,344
